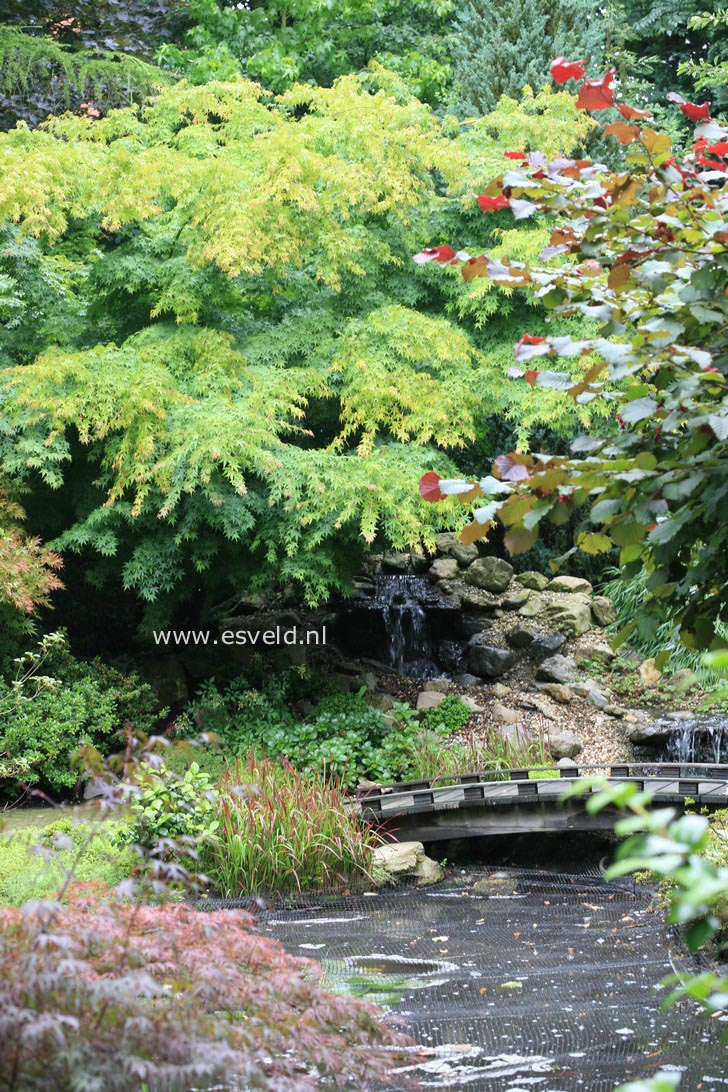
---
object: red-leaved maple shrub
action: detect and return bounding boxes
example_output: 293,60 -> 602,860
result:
0,884 -> 410,1091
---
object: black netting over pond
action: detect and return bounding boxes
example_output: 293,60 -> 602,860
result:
199,851 -> 727,1090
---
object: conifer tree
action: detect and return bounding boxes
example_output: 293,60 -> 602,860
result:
451,0 -> 604,116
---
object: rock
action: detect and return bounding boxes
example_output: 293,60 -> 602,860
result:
413,855 -> 446,886
626,720 -> 673,743
604,704 -> 626,718
454,673 -> 481,687
372,841 -> 443,886
461,616 -> 494,637
591,596 -> 617,627
536,655 -> 578,684
416,690 -> 446,712
492,704 -> 521,724
530,632 -> 567,661
353,671 -> 378,692
518,594 -> 544,619
490,683 -> 511,699
466,639 -> 518,678
435,531 -> 458,553
422,678 -> 450,694
638,657 -> 661,686
368,692 -> 395,712
436,532 -> 480,567
332,672 -> 354,693
522,696 -> 558,720
461,587 -> 501,611
462,695 -> 485,713
451,541 -> 480,567
501,587 -> 531,610
382,551 -> 411,572
547,728 -> 583,760
584,684 -> 610,710
464,556 -> 514,594
429,557 -> 459,581
539,683 -> 573,704
547,575 -> 594,595
505,624 -> 537,650
410,550 -> 429,573
543,596 -> 593,637
83,776 -> 106,801
670,668 -> 701,693
515,571 -> 549,591
576,638 -> 616,665
557,757 -> 579,772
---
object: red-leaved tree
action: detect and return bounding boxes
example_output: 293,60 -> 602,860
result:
417,61 -> 728,654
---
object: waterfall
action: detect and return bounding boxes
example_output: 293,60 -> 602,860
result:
662,714 -> 728,763
373,574 -> 440,678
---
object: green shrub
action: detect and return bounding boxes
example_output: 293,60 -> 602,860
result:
128,761 -> 220,850
203,755 -> 379,897
420,694 -> 472,735
0,633 -> 163,796
0,818 -> 135,906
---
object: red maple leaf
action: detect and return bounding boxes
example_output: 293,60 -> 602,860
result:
708,141 -> 728,156
419,472 -> 444,502
550,57 -> 586,84
504,150 -> 527,160
576,71 -> 616,112
476,193 -> 509,212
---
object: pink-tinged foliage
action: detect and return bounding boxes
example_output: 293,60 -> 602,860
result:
0,481 -> 63,614
0,886 -> 411,1090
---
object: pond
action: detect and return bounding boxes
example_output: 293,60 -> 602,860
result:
251,848 -> 727,1091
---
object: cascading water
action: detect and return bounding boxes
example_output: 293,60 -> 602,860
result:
372,574 -> 440,678
660,713 -> 728,763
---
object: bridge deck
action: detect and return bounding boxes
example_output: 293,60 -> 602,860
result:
354,763 -> 728,839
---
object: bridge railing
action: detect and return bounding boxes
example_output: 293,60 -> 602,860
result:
354,762 -> 728,818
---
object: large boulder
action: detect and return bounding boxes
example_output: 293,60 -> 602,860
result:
466,638 -> 518,678
372,841 -> 444,886
464,556 -> 514,594
536,654 -> 578,684
515,571 -> 549,591
543,596 -> 592,637
547,575 -> 594,595
428,557 -> 459,581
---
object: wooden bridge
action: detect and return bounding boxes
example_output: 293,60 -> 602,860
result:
355,763 -> 728,841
